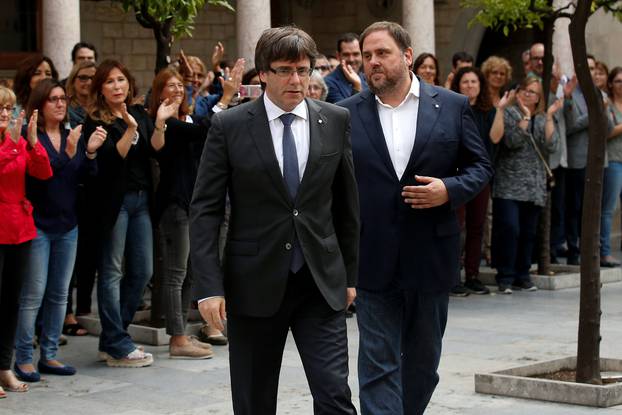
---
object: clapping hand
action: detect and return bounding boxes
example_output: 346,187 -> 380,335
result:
547,98 -> 563,117
497,89 -> 515,110
121,103 -> 138,130
65,125 -> 82,158
564,75 -> 578,98
211,41 -> 224,71
87,126 -> 107,154
7,110 -> 24,144
27,110 -> 38,148
341,60 -> 362,92
156,98 -> 179,127
221,58 -> 245,99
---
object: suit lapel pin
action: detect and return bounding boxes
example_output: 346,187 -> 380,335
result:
434,104 -> 440,109
318,119 -> 323,124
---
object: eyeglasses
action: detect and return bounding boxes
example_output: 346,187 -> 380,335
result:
308,84 -> 323,91
48,96 -> 68,104
269,66 -> 312,78
521,89 -> 539,96
530,56 -> 544,62
166,82 -> 185,90
76,75 -> 93,82
0,105 -> 14,114
316,65 -> 330,72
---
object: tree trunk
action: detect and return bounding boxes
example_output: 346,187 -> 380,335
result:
537,14 -> 555,276
569,0 -> 605,385
153,26 -> 172,74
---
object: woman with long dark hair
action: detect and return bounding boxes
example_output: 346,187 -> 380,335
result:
83,60 -> 177,368
13,79 -> 104,382
413,52 -> 440,86
12,55 -> 58,115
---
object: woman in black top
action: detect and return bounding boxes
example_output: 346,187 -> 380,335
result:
83,60 -> 177,368
450,67 -> 496,296
149,68 -> 216,359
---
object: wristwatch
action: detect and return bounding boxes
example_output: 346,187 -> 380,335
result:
155,122 -> 167,132
523,115 -> 531,121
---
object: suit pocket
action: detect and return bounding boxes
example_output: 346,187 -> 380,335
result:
321,233 -> 339,253
319,151 -> 339,162
226,240 -> 259,256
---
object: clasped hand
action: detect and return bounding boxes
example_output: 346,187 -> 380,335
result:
402,175 -> 449,209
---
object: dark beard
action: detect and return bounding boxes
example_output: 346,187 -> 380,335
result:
368,74 -> 399,97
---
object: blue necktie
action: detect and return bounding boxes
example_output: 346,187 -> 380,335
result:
280,113 -> 304,273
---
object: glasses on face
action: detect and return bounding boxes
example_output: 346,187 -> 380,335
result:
48,96 -> 68,104
531,56 -> 544,62
521,89 -> 539,97
316,65 -> 330,72
269,66 -> 313,78
0,105 -> 14,114
308,84 -> 323,91
76,74 -> 93,82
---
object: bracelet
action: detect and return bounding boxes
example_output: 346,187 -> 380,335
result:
85,150 -> 97,159
522,115 -> 531,121
155,122 -> 167,132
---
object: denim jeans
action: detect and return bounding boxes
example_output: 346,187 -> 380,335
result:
15,227 -> 78,364
159,204 -> 192,336
98,191 -> 153,359
601,162 -> 622,256
357,287 -> 448,415
491,198 -> 542,285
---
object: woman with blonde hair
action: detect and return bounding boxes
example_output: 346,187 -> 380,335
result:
481,56 -> 513,107
65,60 -> 97,127
490,77 -> 562,294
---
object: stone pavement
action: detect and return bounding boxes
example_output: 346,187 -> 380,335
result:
3,281 -> 622,414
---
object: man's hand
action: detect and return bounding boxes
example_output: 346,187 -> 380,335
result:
346,287 -> 356,309
402,175 -> 449,209
564,75 -> 577,99
198,297 -> 227,332
341,60 -> 362,92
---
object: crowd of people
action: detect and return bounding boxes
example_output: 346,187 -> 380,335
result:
0,27 -> 620,408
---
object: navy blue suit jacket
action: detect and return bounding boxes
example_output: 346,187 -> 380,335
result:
339,81 -> 492,293
325,65 -> 368,104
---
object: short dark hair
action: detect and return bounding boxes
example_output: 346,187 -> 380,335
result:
360,21 -> 412,53
608,66 -> 622,97
587,54 -> 596,63
254,26 -> 318,73
452,51 -> 474,68
26,78 -> 67,131
71,41 -> 98,63
450,66 -> 492,112
336,32 -> 360,53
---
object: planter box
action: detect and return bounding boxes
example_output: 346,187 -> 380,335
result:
477,265 -> 622,290
475,356 -> 622,407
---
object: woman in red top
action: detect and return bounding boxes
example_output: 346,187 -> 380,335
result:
0,86 -> 52,397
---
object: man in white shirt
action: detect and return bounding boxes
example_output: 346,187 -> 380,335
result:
338,21 -> 492,415
189,26 -> 360,414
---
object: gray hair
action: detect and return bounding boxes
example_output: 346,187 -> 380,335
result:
309,70 -> 328,101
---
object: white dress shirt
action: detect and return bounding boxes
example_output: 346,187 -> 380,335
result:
375,73 -> 420,179
263,93 -> 310,179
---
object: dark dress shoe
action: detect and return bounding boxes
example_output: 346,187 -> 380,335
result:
601,260 -> 621,268
567,257 -> 580,266
38,361 -> 76,376
13,363 -> 40,382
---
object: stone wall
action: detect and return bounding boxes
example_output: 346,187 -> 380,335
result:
80,1 -> 236,93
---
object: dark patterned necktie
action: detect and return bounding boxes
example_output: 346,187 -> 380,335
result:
279,113 -> 304,273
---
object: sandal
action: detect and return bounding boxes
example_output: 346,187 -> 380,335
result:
0,387 -> 5,399
1,382 -> 29,393
62,323 -> 88,336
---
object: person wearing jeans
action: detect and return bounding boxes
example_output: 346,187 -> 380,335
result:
0,85 -> 52,396
490,77 -> 561,293
600,67 -> 622,266
83,60 -> 177,367
14,79 -> 101,382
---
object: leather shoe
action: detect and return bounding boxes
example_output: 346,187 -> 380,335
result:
13,363 -> 40,383
600,259 -> 621,268
567,256 -> 580,266
38,360 -> 76,376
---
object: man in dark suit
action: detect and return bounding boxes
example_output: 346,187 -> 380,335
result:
190,26 -> 360,415
325,33 -> 368,103
339,22 -> 492,415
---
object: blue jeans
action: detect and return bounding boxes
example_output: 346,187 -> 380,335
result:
601,162 -> 622,256
98,191 -> 153,359
357,287 -> 449,415
15,227 -> 78,364
492,198 -> 542,285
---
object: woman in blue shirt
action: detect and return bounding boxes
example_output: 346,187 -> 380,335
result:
13,79 -> 104,382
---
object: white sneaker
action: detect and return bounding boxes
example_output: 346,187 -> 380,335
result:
106,348 -> 153,368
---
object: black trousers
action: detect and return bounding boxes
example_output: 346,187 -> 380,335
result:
227,266 -> 356,415
565,168 -> 585,259
0,242 -> 30,370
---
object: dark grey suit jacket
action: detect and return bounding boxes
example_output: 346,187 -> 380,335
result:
189,96 -> 360,317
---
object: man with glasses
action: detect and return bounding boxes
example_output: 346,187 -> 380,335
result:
325,32 -> 368,103
528,42 -> 545,78
190,26 -> 359,414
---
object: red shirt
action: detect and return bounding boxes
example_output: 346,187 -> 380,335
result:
0,134 -> 52,244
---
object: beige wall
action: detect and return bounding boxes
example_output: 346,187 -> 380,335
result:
586,8 -> 622,70
80,0 -> 236,93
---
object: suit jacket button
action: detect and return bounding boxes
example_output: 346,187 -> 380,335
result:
285,243 -> 292,250
293,209 -> 299,216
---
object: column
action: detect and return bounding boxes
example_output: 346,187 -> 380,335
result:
42,0 -> 81,79
403,0 -> 435,56
236,0 -> 271,70
552,0 -> 574,77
